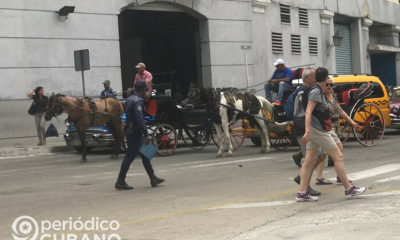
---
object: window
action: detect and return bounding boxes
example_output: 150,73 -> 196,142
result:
368,82 -> 384,99
299,8 -> 308,27
272,32 -> 283,54
280,4 -> 290,24
309,37 -> 318,55
291,34 -> 301,54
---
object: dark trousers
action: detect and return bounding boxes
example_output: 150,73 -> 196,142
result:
118,133 -> 155,179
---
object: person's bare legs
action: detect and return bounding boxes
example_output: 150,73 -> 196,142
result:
299,149 -> 318,192
327,147 -> 351,190
315,154 -> 327,179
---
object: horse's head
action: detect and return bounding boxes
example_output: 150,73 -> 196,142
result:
45,93 -> 64,121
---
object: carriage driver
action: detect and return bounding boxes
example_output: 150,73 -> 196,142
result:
264,59 -> 293,106
115,80 -> 164,190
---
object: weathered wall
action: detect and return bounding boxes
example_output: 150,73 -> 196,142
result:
1,0 -> 400,139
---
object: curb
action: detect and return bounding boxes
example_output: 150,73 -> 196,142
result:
0,144 -> 74,159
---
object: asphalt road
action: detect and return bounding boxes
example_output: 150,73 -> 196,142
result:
1,130 -> 400,240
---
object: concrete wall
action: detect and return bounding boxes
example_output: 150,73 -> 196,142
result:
251,1 -> 325,89
0,0 -> 121,139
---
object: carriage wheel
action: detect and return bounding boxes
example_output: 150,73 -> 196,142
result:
270,134 -> 294,150
183,126 -> 212,150
212,119 -> 247,151
152,123 -> 178,156
352,102 -> 385,147
229,119 -> 247,151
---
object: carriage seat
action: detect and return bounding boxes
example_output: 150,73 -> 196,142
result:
144,98 -> 157,122
339,88 -> 359,106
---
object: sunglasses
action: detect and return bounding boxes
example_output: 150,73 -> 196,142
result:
326,83 -> 334,87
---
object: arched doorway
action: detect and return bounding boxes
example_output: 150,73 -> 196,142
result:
118,2 -> 208,98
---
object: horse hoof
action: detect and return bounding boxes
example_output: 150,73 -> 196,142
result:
226,152 -> 233,157
79,159 -> 87,163
259,149 -> 267,154
110,155 -> 119,159
217,153 -> 223,158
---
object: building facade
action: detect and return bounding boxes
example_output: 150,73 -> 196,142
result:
1,0 -> 400,139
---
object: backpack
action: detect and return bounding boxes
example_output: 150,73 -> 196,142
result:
284,88 -> 299,120
293,89 -> 308,128
298,85 -> 333,132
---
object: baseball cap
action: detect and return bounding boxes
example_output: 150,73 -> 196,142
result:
134,80 -> 147,90
135,62 -> 146,68
273,59 -> 285,66
102,80 -> 111,85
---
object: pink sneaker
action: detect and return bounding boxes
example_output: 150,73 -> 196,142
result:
274,101 -> 281,106
296,192 -> 319,202
345,185 -> 366,199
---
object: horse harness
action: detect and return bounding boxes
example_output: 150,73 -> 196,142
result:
72,98 -> 106,125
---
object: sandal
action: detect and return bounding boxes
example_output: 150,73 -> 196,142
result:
315,178 -> 333,185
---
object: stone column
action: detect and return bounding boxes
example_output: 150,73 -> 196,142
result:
362,18 -> 373,74
320,10 -> 335,73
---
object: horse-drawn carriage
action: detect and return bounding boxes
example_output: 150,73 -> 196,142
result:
216,74 -> 391,153
145,96 -> 213,156
332,75 -> 391,146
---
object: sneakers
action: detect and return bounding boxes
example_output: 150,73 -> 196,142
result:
307,186 -> 321,196
274,101 -> 281,106
293,175 -> 321,196
345,185 -> 366,199
296,192 -> 319,202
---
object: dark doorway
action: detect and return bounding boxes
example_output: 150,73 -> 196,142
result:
119,9 -> 200,97
371,53 -> 397,86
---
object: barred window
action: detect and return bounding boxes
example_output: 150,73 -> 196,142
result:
309,37 -> 318,55
272,32 -> 283,54
280,4 -> 290,24
299,8 -> 308,27
291,34 -> 301,54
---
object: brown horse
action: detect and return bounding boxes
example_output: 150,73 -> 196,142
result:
45,94 -> 124,163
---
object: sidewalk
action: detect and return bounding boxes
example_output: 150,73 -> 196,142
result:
0,136 -> 73,159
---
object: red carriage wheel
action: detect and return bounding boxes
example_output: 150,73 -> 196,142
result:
152,123 -> 178,156
352,102 -> 385,147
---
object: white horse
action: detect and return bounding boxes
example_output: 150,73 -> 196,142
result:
215,92 -> 275,157
190,87 -> 277,157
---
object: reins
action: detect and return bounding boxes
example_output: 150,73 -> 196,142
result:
218,103 -> 276,123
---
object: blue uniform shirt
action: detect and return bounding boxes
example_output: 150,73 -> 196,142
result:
271,67 -> 293,87
101,88 -> 117,99
124,94 -> 148,137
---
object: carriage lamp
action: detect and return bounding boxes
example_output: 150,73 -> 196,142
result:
57,6 -> 75,21
327,31 -> 343,55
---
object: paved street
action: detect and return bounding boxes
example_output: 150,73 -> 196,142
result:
1,130 -> 400,240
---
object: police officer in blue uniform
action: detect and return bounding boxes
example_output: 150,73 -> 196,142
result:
115,80 -> 165,190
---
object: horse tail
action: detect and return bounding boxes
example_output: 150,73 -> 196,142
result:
258,96 -> 274,120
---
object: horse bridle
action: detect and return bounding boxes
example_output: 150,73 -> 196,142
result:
48,95 -> 64,118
